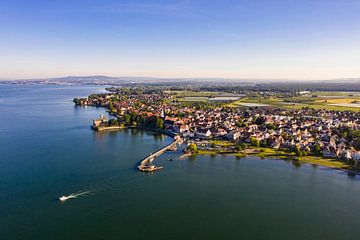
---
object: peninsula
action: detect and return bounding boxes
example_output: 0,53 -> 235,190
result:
74,86 -> 360,173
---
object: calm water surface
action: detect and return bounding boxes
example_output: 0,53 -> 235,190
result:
1,84 -> 360,240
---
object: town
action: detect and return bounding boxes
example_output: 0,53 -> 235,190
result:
73,88 -> 360,171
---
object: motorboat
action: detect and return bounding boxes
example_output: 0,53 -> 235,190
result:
59,194 -> 75,202
58,191 -> 90,202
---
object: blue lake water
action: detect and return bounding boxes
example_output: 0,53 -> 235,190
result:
1,84 -> 360,240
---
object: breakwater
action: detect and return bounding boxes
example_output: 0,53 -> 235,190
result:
138,136 -> 183,172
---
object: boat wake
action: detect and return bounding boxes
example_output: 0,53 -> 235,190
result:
58,191 -> 91,202
57,172 -> 144,203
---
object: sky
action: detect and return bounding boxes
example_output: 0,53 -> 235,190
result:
0,0 -> 359,80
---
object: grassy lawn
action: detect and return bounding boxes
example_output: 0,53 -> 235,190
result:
196,150 -> 217,155
209,140 -> 235,147
194,146 -> 350,170
298,156 -> 350,169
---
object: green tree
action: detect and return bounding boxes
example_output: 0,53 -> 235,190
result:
350,130 -> 360,149
313,144 -> 321,155
236,121 -> 248,128
294,145 -> 302,157
186,143 -> 198,153
235,145 -> 243,151
123,114 -> 131,125
255,116 -> 266,125
250,137 -> 260,147
155,117 -> 164,129
266,123 -> 276,130
108,118 -> 118,126
352,138 -> 360,151
108,101 -> 114,111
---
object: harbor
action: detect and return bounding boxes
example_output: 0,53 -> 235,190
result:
138,136 -> 183,172
91,114 -> 183,172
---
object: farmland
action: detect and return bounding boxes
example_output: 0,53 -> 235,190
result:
225,92 -> 360,112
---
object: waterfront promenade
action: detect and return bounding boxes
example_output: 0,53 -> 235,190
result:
138,136 -> 183,172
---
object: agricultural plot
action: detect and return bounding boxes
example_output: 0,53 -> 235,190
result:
234,102 -> 269,107
208,96 -> 241,102
328,103 -> 360,108
176,91 -> 244,103
181,96 -> 209,102
227,92 -> 360,112
174,90 -> 360,112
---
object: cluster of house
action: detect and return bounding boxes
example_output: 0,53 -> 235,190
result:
75,91 -> 360,162
167,108 -> 360,161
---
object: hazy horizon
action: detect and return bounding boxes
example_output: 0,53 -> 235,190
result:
2,74 -> 360,83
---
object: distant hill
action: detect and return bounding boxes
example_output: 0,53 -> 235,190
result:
2,75 -> 360,91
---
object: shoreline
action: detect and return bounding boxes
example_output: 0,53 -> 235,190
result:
94,125 -> 354,173
93,124 -> 180,172
93,125 -> 177,138
183,147 -> 354,173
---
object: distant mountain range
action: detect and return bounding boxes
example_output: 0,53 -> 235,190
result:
0,75 -> 259,85
1,75 -> 360,88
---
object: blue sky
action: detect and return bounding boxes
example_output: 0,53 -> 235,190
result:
0,0 -> 359,79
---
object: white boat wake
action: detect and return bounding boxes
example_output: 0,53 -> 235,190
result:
57,171 -> 144,203
58,191 -> 91,202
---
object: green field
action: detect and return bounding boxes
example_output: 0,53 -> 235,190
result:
171,90 -> 360,111
226,94 -> 360,112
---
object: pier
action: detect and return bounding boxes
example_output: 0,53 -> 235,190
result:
138,136 -> 183,172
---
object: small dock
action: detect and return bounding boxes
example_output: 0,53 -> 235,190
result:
138,136 -> 183,172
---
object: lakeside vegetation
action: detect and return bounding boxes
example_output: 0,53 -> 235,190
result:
188,144 -> 351,170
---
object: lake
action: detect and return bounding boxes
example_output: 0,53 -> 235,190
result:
1,84 -> 360,240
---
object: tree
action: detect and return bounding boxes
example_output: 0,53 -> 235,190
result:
339,126 -> 351,139
123,114 -> 131,125
144,116 -> 163,129
313,144 -> 321,155
236,121 -> 248,128
260,139 -> 268,147
235,145 -> 243,151
108,118 -> 118,126
352,138 -> 360,151
250,137 -> 260,147
155,117 -> 164,129
294,145 -> 302,157
186,143 -> 197,153
108,101 -> 114,111
243,111 -> 251,118
254,116 -> 266,125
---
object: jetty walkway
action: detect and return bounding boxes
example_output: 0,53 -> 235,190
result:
138,136 -> 183,172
